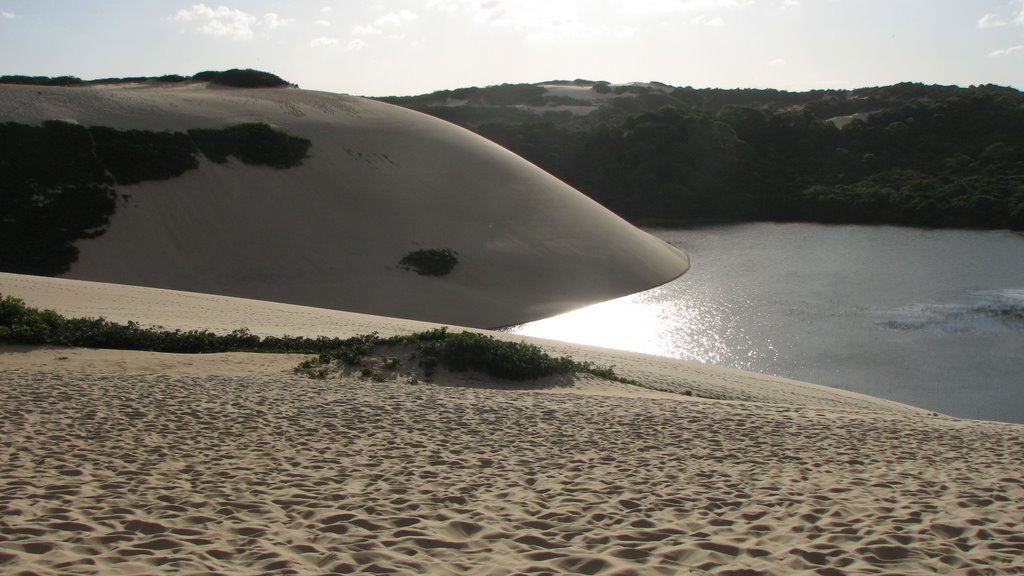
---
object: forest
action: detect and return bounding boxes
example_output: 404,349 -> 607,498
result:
381,82 -> 1024,229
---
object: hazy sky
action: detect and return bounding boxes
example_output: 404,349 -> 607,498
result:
1,1 -> 1022,96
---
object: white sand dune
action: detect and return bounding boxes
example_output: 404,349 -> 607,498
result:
3,274 -> 1024,575
0,82 -> 687,328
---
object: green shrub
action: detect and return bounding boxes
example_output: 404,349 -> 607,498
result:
194,69 -> 290,88
294,326 -> 636,384
399,248 -> 459,276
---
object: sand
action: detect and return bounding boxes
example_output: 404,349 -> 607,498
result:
3,274 -> 1024,575
0,82 -> 687,328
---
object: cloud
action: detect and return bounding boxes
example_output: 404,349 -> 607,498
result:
375,9 -> 417,27
426,0 -> 461,12
261,13 -> 291,30
342,39 -> 367,52
308,36 -> 339,47
308,37 -> 366,52
611,0 -> 749,15
352,24 -> 383,35
989,44 -> 1024,57
692,14 -> 725,26
782,0 -> 800,7
173,4 -> 290,40
978,13 -> 1007,28
320,6 -> 333,14
426,0 -> 601,40
768,57 -> 787,66
979,1 -> 1024,28
1,10 -> 14,19
315,19 -> 331,27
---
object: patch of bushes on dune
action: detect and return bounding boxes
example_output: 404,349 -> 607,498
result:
0,296 -> 635,386
399,248 -> 459,276
89,126 -> 199,185
188,123 -> 311,168
295,327 -> 633,384
0,121 -> 118,275
0,69 -> 292,88
0,295 -> 343,354
193,68 -> 291,88
0,120 -> 310,275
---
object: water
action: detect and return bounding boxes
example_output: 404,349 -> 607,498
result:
509,223 -> 1024,423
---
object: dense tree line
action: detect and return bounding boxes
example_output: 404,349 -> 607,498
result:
387,83 -> 1024,229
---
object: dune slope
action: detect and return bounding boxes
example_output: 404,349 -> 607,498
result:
0,82 -> 687,328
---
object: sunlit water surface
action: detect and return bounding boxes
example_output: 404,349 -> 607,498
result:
508,223 -> 1024,423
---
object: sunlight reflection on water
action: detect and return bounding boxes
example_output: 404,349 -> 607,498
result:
507,278 -> 774,370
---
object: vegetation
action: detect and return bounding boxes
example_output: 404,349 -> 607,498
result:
294,327 -> 634,383
1,69 -> 293,88
1,294 -> 356,354
399,248 -> 459,276
188,123 -> 310,168
0,296 -> 634,386
381,81 -> 1024,230
0,121 -> 310,275
193,68 -> 292,88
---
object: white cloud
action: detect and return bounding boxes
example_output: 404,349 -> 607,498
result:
173,4 -> 290,40
353,24 -> 383,35
320,6 -> 333,14
989,44 -> 1024,57
426,0 -> 461,12
692,14 -> 725,26
978,13 -> 1007,28
315,19 -> 331,27
1,10 -> 15,19
768,57 -> 787,66
426,0 -> 600,40
375,9 -> 417,27
308,36 -> 367,52
611,0 -> 749,15
343,39 -> 367,52
308,36 -> 339,47
261,12 -> 291,29
782,0 -> 800,7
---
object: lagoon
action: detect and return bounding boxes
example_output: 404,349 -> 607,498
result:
510,223 -> 1024,423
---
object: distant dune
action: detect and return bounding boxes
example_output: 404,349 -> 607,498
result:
0,82 -> 687,328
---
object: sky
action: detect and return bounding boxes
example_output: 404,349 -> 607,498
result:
1,0 -> 1022,96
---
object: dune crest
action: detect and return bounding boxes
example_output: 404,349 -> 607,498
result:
0,82 -> 687,327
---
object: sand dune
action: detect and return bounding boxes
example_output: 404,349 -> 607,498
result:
3,274 -> 1024,575
0,82 -> 687,328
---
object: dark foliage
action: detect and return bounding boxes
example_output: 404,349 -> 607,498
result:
1,121 -> 311,275
0,75 -> 84,86
0,121 -> 116,274
399,248 -> 459,276
189,123 -> 310,167
89,126 -> 199,185
295,327 -> 632,383
1,69 -> 291,87
196,68 -> 291,88
0,297 -> 633,385
0,295 -> 351,354
382,82 -> 1024,229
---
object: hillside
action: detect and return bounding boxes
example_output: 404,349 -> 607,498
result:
0,73 -> 688,328
380,81 -> 1024,229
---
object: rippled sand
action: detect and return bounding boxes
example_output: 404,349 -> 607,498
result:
2,349 -> 1022,575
